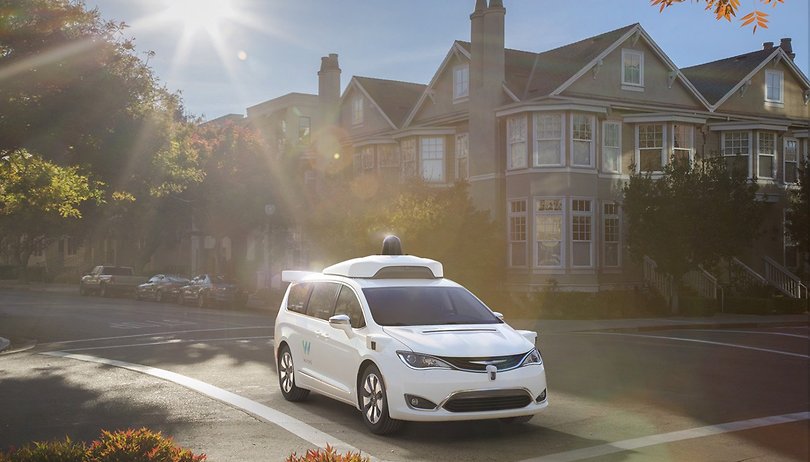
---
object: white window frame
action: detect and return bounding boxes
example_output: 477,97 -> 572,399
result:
602,121 -> 622,173
455,133 -> 469,181
400,138 -> 417,180
757,132 -> 776,179
507,115 -> 528,170
533,112 -> 564,167
602,202 -> 621,268
570,198 -> 593,268
453,64 -> 469,101
671,124 -> 694,165
635,123 -> 666,173
783,137 -> 799,184
420,137 -> 445,183
508,199 -> 528,268
765,69 -> 784,104
352,94 -> 364,125
570,113 -> 595,168
721,130 -> 753,178
534,198 -> 565,269
621,49 -> 644,89
378,144 -> 400,170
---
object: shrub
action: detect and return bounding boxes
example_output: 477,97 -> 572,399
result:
86,428 -> 205,462
285,445 -> 369,462
1,437 -> 87,462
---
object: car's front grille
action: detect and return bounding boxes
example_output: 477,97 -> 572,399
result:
439,352 -> 527,372
443,389 -> 532,413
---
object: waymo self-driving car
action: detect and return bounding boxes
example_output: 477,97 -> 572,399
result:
274,237 -> 547,434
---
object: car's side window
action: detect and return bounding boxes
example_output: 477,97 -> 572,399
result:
334,286 -> 366,329
287,283 -> 312,314
306,282 -> 340,320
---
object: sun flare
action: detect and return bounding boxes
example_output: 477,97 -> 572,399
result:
163,0 -> 236,34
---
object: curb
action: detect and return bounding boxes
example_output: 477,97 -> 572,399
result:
587,320 -> 809,334
0,336 -> 9,353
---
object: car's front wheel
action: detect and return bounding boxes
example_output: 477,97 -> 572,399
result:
278,345 -> 309,401
359,364 -> 403,435
155,290 -> 163,303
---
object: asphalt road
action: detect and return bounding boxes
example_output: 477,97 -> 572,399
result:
0,289 -> 808,461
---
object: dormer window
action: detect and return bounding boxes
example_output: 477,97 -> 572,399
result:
621,49 -> 644,90
765,70 -> 783,104
453,64 -> 469,101
352,95 -> 364,125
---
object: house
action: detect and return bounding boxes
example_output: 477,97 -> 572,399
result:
293,0 -> 808,293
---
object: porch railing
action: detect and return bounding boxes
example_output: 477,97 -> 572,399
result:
729,257 -> 769,294
685,265 -> 724,307
643,256 -> 673,306
763,256 -> 808,299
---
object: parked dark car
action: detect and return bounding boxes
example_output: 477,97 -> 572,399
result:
135,274 -> 190,303
179,274 -> 248,308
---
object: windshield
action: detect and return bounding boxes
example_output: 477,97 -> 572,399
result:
362,286 -> 502,326
102,267 -> 133,276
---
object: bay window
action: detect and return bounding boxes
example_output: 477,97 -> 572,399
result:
420,137 -> 445,183
400,139 -> 417,179
507,115 -> 528,169
602,121 -> 621,173
603,202 -> 620,268
672,124 -> 693,164
637,124 -> 664,172
784,137 -> 799,183
571,199 -> 593,267
508,200 -> 528,267
721,131 -> 751,176
535,199 -> 563,268
571,114 -> 594,167
757,132 -> 776,179
534,113 -> 563,166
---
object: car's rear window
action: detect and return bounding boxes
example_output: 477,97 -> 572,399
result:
362,287 -> 501,326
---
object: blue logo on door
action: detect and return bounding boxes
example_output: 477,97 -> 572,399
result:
302,340 -> 311,355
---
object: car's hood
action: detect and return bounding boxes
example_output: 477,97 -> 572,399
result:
382,323 -> 533,357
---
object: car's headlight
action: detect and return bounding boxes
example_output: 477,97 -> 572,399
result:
521,348 -> 543,367
397,351 -> 453,370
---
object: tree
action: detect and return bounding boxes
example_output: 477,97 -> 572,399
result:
0,149 -> 103,280
785,159 -> 810,269
306,180 -> 505,298
623,157 -> 764,311
652,0 -> 784,32
0,0 -> 203,272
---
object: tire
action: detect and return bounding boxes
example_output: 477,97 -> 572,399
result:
278,345 -> 309,401
79,285 -> 88,296
359,364 -> 403,435
197,292 -> 206,308
500,415 -> 534,424
100,284 -> 109,298
155,290 -> 163,303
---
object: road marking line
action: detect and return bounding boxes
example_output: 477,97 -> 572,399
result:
41,351 -> 386,462
521,411 -> 810,462
679,329 -> 809,339
54,336 -> 273,352
40,326 -> 275,346
582,332 -> 810,359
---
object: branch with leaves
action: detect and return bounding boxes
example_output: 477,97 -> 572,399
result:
651,0 -> 785,33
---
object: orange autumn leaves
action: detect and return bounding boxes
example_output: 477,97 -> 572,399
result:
651,0 -> 785,33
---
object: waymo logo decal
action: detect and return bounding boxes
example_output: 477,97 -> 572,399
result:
302,340 -> 311,355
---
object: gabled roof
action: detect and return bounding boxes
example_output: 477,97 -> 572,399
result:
455,41 -> 538,102
346,76 -> 426,129
682,47 -> 810,109
523,24 -> 638,99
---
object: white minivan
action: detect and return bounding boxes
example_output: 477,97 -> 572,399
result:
274,239 -> 548,434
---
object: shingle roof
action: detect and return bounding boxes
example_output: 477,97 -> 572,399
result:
457,24 -> 638,100
681,48 -> 775,106
354,76 -> 427,128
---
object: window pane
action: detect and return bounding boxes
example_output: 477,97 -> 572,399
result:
573,141 -> 591,166
758,155 -> 774,178
537,215 -> 562,240
510,242 -> 527,267
537,141 -> 560,165
604,147 -> 621,172
288,283 -> 312,314
306,282 -> 340,320
538,241 -> 561,267
334,286 -> 366,328
640,150 -> 662,172
572,242 -> 590,267
604,243 -> 619,267
724,156 -> 749,175
363,287 -> 500,326
421,137 -> 444,182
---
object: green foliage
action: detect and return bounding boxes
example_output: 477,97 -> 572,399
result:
86,428 -> 205,462
623,157 -> 764,282
0,437 -> 87,462
785,158 -> 810,267
305,181 -> 504,296
284,445 -> 370,462
724,296 -> 807,314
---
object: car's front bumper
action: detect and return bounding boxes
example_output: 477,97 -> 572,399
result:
383,362 -> 547,422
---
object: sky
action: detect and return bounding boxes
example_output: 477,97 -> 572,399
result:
84,0 -> 810,121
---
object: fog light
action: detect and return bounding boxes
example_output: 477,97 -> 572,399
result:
536,389 -> 547,403
404,394 -> 437,410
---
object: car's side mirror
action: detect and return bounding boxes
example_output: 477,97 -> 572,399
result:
329,314 -> 353,335
492,311 -> 505,321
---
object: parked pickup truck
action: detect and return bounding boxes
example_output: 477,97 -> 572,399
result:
79,266 -> 146,297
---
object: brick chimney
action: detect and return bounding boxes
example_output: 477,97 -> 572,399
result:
468,0 -> 506,216
779,38 -> 795,60
318,53 -> 341,125
763,42 -> 774,50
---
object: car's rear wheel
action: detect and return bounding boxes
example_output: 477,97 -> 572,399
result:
197,293 -> 206,308
100,284 -> 109,298
155,290 -> 163,303
359,364 -> 403,435
278,345 -> 309,401
79,285 -> 88,296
